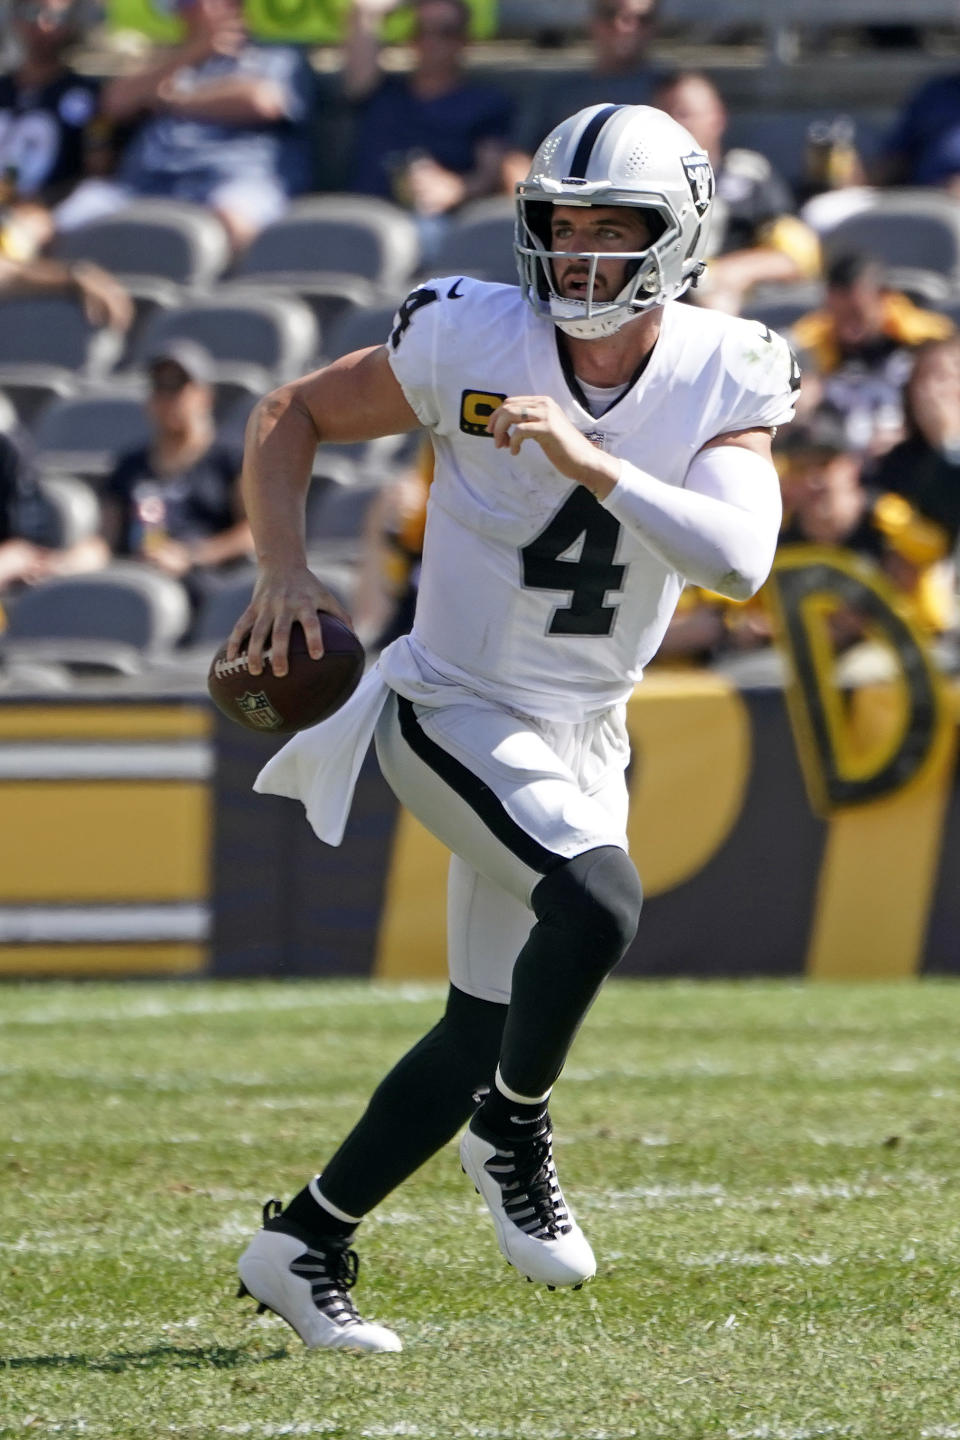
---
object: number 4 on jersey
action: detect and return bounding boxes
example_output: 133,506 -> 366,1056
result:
520,488 -> 625,636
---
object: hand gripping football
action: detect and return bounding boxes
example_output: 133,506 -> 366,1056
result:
207,612 -> 365,734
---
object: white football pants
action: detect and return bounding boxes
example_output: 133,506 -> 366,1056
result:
374,689 -> 631,1004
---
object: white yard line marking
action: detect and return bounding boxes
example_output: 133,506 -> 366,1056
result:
0,983 -> 445,1029
586,1172 -> 949,1212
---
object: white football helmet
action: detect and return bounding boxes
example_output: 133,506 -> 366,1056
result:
515,103 -> 715,339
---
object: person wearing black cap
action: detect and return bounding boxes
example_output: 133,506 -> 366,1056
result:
100,340 -> 253,614
780,404 -> 954,637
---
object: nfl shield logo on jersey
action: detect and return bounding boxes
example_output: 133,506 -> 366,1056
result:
681,151 -> 714,217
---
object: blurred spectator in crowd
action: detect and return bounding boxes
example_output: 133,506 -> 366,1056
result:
0,0 -> 104,259
868,337 -> 960,554
352,435 -> 432,649
876,68 -> 960,193
502,0 -> 661,189
99,341 -> 253,617
650,581 -> 773,667
796,114 -> 874,236
779,407 -> 954,638
654,401 -> 957,666
0,250 -> 133,330
652,71 -> 820,314
789,252 -> 954,457
54,0 -> 314,253
0,426 -> 106,600
344,0 -> 513,261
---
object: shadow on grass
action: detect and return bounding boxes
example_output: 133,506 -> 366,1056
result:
0,1344 -> 289,1372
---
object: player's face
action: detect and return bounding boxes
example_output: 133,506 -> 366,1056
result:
549,205 -> 652,303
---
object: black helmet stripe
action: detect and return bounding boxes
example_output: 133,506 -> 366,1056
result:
567,104 -> 626,179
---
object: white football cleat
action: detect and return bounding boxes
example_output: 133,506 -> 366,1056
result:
460,1116 -> 596,1289
237,1202 -> 402,1354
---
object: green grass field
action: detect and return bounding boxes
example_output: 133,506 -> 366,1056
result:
3,977 -> 960,1440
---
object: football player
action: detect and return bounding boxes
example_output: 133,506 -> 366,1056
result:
229,103 -> 799,1353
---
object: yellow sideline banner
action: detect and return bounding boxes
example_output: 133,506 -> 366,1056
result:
1,541 -> 959,980
0,675 -> 958,980
105,0 -> 497,45
765,546 -> 958,980
0,702 -> 213,978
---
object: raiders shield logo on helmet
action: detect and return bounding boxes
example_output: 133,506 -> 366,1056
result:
681,151 -> 714,217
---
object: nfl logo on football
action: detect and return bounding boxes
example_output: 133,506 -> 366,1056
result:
237,691 -> 284,730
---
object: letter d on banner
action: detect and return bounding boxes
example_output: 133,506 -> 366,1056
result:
766,544 -> 956,979
765,545 -> 950,815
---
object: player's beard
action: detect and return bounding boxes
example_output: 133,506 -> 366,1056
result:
556,262 -> 623,302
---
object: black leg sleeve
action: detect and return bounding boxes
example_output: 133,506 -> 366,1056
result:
497,845 -> 643,1099
317,983 -> 507,1218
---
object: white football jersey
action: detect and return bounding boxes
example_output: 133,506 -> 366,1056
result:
380,276 -> 798,723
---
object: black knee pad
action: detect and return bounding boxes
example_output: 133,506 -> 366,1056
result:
532,846 -> 643,963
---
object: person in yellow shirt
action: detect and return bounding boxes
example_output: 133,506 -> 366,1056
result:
790,251 -> 953,456
654,405 -> 955,666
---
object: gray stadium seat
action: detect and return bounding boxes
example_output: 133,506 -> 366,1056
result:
0,364 -> 78,428
429,196 -> 517,285
741,281 -> 825,332
132,290 -> 319,380
306,473 -> 383,542
0,563 -> 191,674
189,567 -> 258,645
228,271 -> 384,337
819,189 -> 960,284
53,200 -> 231,287
36,474 -> 101,547
233,195 -> 420,292
32,388 -> 152,478
323,302 -> 399,361
0,296 -> 123,374
0,390 -> 16,434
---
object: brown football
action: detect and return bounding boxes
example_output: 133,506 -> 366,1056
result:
207,612 -> 365,734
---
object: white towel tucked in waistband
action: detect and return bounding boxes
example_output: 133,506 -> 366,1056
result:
253,664 -> 391,846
